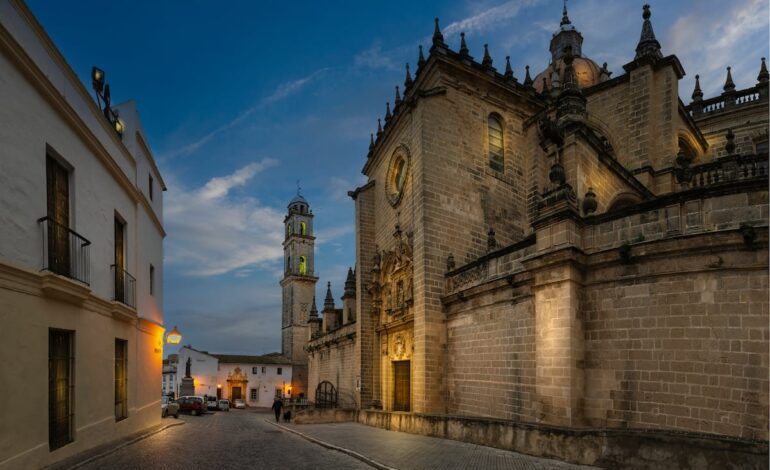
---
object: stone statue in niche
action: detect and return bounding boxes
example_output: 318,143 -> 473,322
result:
394,335 -> 405,358
185,357 -> 191,378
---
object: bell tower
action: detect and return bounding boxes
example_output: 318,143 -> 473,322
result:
279,191 -> 317,398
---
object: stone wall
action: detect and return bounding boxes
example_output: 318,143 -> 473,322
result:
307,322 -> 357,408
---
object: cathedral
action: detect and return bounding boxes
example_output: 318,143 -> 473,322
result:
296,4 -> 768,466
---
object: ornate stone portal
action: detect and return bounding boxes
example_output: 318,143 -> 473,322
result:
226,367 -> 248,402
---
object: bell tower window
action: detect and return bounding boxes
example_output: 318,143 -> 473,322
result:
300,221 -> 307,236
299,256 -> 307,275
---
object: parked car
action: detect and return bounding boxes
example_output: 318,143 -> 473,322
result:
161,396 -> 179,418
177,396 -> 206,416
233,399 -> 246,409
218,399 -> 230,411
206,396 -> 219,411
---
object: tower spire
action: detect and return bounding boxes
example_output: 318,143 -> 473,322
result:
309,296 -> 318,319
758,57 -> 769,84
634,4 -> 662,60
692,74 -> 703,101
459,32 -> 470,58
432,18 -> 444,46
504,56 -> 514,81
385,102 -> 392,122
723,66 -> 736,92
523,65 -> 533,87
560,0 -> 571,25
417,45 -> 426,68
404,63 -> 413,88
482,44 -> 493,69
395,86 -> 402,107
324,282 -> 335,310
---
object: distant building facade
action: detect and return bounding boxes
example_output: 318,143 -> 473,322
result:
177,346 -> 292,408
306,4 -> 769,466
162,355 -> 179,397
0,1 -> 166,468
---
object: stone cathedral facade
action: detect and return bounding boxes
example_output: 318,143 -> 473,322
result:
304,4 -> 768,466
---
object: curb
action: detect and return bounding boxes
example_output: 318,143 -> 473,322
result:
63,420 -> 186,469
265,419 -> 398,470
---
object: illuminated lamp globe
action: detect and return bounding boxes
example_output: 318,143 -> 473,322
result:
166,325 -> 182,345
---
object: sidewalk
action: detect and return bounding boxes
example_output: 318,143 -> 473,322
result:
268,419 -> 597,470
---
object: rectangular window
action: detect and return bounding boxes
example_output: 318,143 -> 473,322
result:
115,338 -> 128,421
250,388 -> 257,400
149,264 -> 155,296
252,367 -> 258,374
46,155 -> 71,277
262,366 -> 266,374
277,367 -> 282,375
149,174 -> 154,201
49,329 -> 74,451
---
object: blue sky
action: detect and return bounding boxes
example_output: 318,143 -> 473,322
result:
28,0 -> 768,355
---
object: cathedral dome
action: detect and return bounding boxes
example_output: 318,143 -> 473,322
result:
533,4 -> 603,94
534,56 -> 602,93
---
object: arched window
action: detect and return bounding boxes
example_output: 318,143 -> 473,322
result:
286,256 -> 291,272
299,256 -> 307,275
488,114 -> 504,171
287,224 -> 293,237
300,221 -> 307,236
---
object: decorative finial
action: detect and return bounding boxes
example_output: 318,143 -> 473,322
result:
560,0 -> 571,26
433,18 -> 444,46
482,44 -> 493,69
296,179 -> 302,196
692,74 -> 703,101
758,57 -> 769,84
418,45 -> 426,68
404,63 -> 413,88
582,187 -> 597,215
635,4 -> 663,60
524,65 -> 533,86
459,32 -> 470,57
369,133 -> 375,150
541,77 -> 549,96
599,62 -> 612,81
395,86 -> 402,106
377,118 -> 383,137
324,281 -> 335,310
725,128 -> 736,155
504,56 -> 514,80
385,102 -> 392,121
309,295 -> 318,318
723,66 -> 736,92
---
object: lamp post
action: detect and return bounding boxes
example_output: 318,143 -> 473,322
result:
165,325 -> 182,345
90,66 -> 125,138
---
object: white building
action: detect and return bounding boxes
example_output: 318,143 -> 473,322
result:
0,1 -> 166,468
162,355 -> 179,397
177,346 -> 293,408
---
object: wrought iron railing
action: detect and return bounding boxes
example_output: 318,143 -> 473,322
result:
688,154 -> 768,188
111,264 -> 136,308
38,216 -> 90,285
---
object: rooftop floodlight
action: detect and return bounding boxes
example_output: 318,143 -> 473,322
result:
113,117 -> 125,136
91,66 -> 105,93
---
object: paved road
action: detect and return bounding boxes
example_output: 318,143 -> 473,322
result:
77,410 -> 371,470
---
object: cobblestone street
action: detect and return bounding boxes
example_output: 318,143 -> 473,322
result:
71,410 -> 595,470
75,410 -> 370,470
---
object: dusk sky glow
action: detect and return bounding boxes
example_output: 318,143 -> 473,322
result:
27,0 -> 769,356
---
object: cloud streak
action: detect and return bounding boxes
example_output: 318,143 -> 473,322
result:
163,69 -> 328,159
164,159 -> 285,276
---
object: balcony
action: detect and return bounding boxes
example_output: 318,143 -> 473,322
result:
38,216 -> 90,285
111,265 -> 136,309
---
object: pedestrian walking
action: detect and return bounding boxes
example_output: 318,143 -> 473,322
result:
272,397 -> 283,422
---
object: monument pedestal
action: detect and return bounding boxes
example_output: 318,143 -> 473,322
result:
180,377 -> 195,397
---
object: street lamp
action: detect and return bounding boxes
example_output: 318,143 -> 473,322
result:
90,65 -> 124,139
165,325 -> 182,345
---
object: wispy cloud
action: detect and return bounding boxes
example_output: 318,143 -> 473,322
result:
163,69 -> 328,159
164,160 -> 285,276
443,0 -> 544,39
666,0 -> 769,96
355,41 -> 399,71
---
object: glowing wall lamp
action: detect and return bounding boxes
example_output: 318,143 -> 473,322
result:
90,65 -> 125,138
165,325 -> 182,345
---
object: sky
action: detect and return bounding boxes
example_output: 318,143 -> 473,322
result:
27,0 -> 769,356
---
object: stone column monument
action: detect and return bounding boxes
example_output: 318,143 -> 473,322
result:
179,357 -> 195,396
